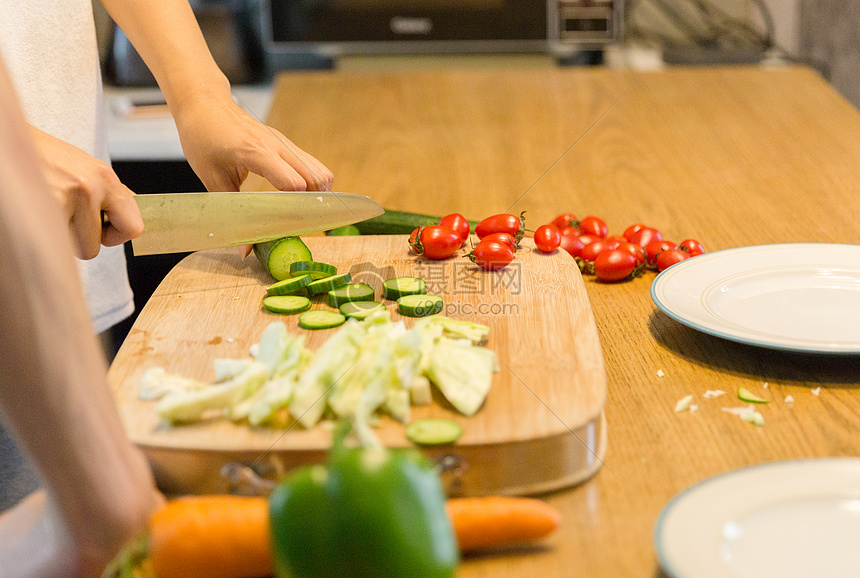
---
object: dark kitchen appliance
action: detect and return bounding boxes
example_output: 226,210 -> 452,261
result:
263,0 -> 623,60
104,0 -> 266,86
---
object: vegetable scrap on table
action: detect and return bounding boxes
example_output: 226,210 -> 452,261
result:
674,386 -> 786,426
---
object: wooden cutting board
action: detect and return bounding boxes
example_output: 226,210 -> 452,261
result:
108,235 -> 607,496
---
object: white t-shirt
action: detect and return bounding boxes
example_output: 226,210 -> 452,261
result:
0,0 -> 134,333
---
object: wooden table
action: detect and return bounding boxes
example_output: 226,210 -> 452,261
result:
243,65 -> 860,576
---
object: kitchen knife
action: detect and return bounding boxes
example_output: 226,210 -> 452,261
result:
127,191 -> 383,255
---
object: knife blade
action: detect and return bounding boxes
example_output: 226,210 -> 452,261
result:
127,191 -> 383,255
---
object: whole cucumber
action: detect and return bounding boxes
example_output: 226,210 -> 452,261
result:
352,209 -> 478,235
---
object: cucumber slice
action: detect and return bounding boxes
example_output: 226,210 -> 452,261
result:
289,261 -> 338,280
382,277 -> 427,300
305,273 -> 352,296
339,301 -> 385,320
405,418 -> 463,445
266,274 -> 312,296
253,237 -> 312,281
298,310 -> 346,330
738,387 -> 770,404
328,283 -> 375,308
261,295 -> 312,315
397,294 -> 443,317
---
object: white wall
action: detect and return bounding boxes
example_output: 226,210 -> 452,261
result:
753,0 -> 801,53
625,0 -> 800,53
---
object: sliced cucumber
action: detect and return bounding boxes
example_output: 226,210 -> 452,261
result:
328,283 -> 375,308
738,387 -> 770,404
289,261 -> 338,280
382,276 -> 427,300
397,294 -> 443,317
305,273 -> 352,296
405,418 -> 463,445
261,295 -> 312,315
298,310 -> 346,330
253,237 -> 312,281
266,274 -> 311,296
339,301 -> 385,320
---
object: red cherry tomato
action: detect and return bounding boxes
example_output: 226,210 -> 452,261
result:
438,213 -> 470,243
475,212 -> 524,241
645,240 -> 677,269
559,225 -> 580,237
551,213 -> 577,230
623,223 -> 647,241
533,224 -> 561,253
576,233 -> 602,247
481,232 -> 517,251
412,225 -> 462,260
602,236 -> 625,251
559,228 -> 586,258
469,240 -> 515,270
594,248 -> 639,282
577,216 -> 608,238
629,227 -> 663,248
656,248 -> 691,272
578,240 -> 607,266
679,239 -> 706,257
618,242 -> 646,265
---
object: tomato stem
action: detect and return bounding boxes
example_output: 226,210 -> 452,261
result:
409,226 -> 425,255
514,211 -> 527,244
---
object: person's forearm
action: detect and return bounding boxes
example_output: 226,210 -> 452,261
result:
0,58 -> 156,575
99,0 -> 231,111
100,0 -> 335,194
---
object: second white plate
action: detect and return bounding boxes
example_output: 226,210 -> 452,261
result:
650,243 -> 860,354
655,459 -> 860,578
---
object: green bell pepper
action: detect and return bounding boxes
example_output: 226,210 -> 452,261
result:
269,422 -> 459,578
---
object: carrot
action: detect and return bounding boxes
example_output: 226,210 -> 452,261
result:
445,496 -> 561,553
143,494 -> 561,577
148,495 -> 273,578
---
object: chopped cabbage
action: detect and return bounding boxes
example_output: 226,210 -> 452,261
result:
424,339 -> 497,416
141,314 -> 497,429
139,367 -> 207,401
408,376 -> 433,406
212,358 -> 254,382
289,320 -> 364,428
157,362 -> 269,423
421,316 -> 491,344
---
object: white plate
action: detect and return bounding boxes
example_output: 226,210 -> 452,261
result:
650,243 -> 860,354
655,459 -> 860,578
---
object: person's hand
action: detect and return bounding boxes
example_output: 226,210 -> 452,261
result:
172,95 -> 334,193
29,127 -> 144,259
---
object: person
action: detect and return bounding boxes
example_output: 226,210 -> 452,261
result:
1,0 -> 333,338
0,0 -> 333,513
0,52 -> 161,577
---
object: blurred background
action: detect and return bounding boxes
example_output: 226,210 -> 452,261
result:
92,0 -> 859,339
93,0 -> 860,167
93,1 -> 859,102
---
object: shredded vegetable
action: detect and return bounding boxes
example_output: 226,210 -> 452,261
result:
141,313 -> 497,428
